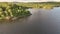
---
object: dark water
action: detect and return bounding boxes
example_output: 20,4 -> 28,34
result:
0,7 -> 60,34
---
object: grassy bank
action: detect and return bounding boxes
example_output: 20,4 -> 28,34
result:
0,2 -> 60,9
16,2 -> 60,9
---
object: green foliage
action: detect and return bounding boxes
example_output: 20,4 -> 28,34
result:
0,3 -> 31,20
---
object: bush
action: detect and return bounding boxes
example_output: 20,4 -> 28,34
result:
0,3 -> 31,20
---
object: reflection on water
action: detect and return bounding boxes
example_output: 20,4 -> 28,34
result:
0,7 -> 60,34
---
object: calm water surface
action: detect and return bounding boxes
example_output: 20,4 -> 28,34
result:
0,7 -> 60,34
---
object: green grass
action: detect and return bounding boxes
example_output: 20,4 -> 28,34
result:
16,2 -> 60,8
0,2 -> 60,8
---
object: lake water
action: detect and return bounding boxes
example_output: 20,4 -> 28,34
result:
0,7 -> 60,34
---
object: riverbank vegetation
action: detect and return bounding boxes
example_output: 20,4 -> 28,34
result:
0,2 -> 60,20
0,3 -> 31,20
16,2 -> 60,9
